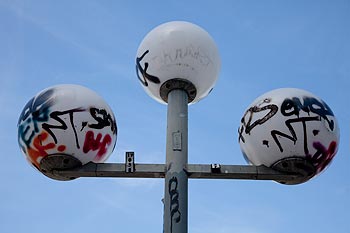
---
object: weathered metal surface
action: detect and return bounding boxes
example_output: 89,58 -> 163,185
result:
52,163 -> 303,183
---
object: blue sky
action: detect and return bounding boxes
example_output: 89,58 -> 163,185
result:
1,1 -> 350,233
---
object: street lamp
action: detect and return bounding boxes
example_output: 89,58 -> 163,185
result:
17,21 -> 340,233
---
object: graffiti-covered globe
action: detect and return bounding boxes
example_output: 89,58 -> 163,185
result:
238,88 -> 339,185
17,84 -> 117,180
136,21 -> 221,104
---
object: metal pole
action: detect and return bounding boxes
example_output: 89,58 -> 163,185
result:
163,89 -> 188,233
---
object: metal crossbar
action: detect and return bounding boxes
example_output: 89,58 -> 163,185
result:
52,162 -> 302,183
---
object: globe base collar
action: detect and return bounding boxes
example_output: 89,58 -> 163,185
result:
40,154 -> 82,181
160,79 -> 197,103
271,157 -> 316,185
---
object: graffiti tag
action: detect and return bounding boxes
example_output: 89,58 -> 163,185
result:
89,107 -> 117,134
239,99 -> 278,143
159,45 -> 212,66
136,50 -> 161,87
307,141 -> 337,173
168,176 -> 181,233
42,108 -> 85,149
271,96 -> 336,154
18,87 -> 117,162
281,96 -> 335,130
18,89 -> 55,148
83,131 -> 112,159
271,116 -> 319,154
27,132 -> 66,168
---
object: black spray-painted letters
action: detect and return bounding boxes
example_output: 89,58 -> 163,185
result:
136,50 -> 160,87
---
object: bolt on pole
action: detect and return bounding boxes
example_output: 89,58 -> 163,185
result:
163,89 -> 189,233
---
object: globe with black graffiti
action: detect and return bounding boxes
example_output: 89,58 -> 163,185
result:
136,21 -> 221,104
238,88 -> 340,185
17,84 -> 117,181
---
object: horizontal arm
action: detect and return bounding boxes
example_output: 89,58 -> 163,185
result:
52,162 -> 303,184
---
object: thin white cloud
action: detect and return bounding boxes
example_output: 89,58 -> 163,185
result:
1,0 -> 133,81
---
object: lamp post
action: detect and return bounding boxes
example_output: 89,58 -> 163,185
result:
163,88 -> 189,233
17,21 -> 340,233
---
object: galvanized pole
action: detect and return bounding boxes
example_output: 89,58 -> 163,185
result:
163,89 -> 188,233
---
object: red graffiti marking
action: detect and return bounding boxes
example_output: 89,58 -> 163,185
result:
83,131 -> 112,159
27,132 -> 66,168
57,145 -> 66,152
308,141 -> 337,173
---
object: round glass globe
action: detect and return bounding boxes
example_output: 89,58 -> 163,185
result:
17,84 -> 117,179
238,88 -> 339,184
136,21 -> 221,104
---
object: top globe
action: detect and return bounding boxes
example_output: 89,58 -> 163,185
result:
136,21 -> 221,104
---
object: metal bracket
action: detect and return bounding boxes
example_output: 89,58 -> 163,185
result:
211,164 -> 221,173
125,152 -> 135,173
